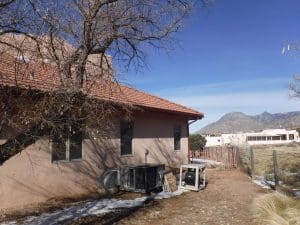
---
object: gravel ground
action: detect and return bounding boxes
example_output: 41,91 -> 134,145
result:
116,169 -> 268,225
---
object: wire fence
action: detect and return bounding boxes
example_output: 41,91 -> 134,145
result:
239,143 -> 300,197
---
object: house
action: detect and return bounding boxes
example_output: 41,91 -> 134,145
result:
0,54 -> 203,211
205,129 -> 299,147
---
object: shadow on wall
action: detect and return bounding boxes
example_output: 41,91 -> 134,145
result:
0,139 -> 77,208
151,138 -> 185,167
0,138 -> 125,208
66,137 -> 124,193
0,123 -> 187,209
55,136 -> 185,194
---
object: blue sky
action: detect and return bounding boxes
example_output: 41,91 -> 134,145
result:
117,0 -> 300,133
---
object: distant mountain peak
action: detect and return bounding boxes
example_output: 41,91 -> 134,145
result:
261,111 -> 271,115
219,112 -> 247,120
198,111 -> 300,135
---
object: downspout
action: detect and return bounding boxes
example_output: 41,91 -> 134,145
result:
187,119 -> 198,163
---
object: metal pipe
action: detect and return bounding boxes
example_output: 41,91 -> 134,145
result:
187,119 -> 197,163
188,119 -> 197,125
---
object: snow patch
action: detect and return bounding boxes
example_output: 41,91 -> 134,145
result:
253,179 -> 271,189
191,158 -> 223,166
292,189 -> 300,198
153,189 -> 188,200
1,191 -> 186,225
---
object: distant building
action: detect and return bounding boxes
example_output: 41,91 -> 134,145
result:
205,129 -> 300,147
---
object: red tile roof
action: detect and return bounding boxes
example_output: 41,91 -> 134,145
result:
0,54 -> 203,119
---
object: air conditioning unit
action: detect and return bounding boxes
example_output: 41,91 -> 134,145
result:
119,164 -> 165,193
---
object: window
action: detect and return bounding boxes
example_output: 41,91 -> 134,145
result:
272,136 -> 280,141
52,131 -> 67,161
247,136 -> 255,141
257,136 -> 262,141
289,134 -> 294,140
280,135 -> 287,140
120,121 -> 133,155
52,122 -> 83,162
69,122 -> 83,160
174,125 -> 181,150
267,136 -> 272,140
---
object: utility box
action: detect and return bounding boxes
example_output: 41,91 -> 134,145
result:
179,164 -> 206,191
119,164 -> 165,193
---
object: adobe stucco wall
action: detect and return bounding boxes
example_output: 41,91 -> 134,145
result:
0,111 -> 189,211
125,111 -> 189,167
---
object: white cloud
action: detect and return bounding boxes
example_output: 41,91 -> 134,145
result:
156,77 -> 289,96
170,91 -> 296,109
154,79 -> 299,133
187,91 -> 299,133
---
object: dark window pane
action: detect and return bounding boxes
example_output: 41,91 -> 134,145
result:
146,167 -> 157,190
69,123 -> 83,160
52,132 -> 66,161
121,121 -> 133,155
281,135 -> 287,140
135,168 -> 145,190
174,125 -> 181,150
128,169 -> 134,188
272,136 -> 280,140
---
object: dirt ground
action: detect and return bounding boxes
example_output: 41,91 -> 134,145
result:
116,169 -> 268,225
0,169 -> 268,225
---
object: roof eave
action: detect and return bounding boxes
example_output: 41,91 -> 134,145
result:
135,105 -> 204,120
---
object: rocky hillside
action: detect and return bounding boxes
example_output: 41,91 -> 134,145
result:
198,111 -> 300,134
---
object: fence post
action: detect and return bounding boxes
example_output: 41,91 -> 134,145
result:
273,150 -> 279,189
250,147 -> 255,180
236,146 -> 240,168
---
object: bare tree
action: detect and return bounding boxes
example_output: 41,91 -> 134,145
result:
282,43 -> 300,99
0,0 -> 214,165
0,0 -> 15,8
289,75 -> 300,98
0,0 -> 196,89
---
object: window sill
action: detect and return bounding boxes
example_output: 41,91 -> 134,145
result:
52,159 -> 83,163
120,154 -> 134,157
70,158 -> 83,162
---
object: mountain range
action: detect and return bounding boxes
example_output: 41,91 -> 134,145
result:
198,111 -> 300,134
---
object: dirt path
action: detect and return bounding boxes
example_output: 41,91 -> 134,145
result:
117,169 -> 267,225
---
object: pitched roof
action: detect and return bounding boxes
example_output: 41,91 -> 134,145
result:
0,54 -> 203,119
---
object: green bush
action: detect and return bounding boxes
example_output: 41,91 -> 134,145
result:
189,134 -> 206,150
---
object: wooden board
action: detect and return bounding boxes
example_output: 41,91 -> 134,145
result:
164,172 -> 177,192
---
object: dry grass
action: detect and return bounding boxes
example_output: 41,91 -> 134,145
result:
251,144 -> 300,176
252,192 -> 300,225
238,144 -> 300,197
239,144 -> 300,188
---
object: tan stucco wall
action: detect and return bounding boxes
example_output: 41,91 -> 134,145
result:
0,111 -> 189,211
123,111 -> 188,167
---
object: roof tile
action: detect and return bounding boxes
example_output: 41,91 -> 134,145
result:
0,54 -> 203,119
